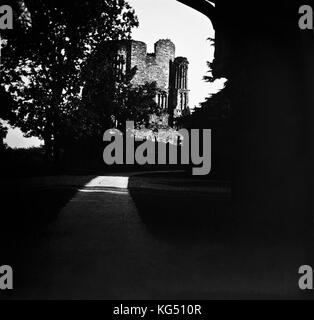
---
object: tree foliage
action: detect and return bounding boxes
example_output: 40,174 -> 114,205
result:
1,0 -> 138,161
80,41 -> 161,134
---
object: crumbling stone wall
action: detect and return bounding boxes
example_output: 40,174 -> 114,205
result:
130,39 -> 175,91
105,38 -> 189,122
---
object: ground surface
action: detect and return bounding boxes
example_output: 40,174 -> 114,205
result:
0,172 -> 312,299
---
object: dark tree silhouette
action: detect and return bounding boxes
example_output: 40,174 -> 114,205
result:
80,41 -> 161,134
0,0 -> 138,164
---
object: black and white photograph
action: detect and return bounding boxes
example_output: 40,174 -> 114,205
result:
0,0 -> 314,305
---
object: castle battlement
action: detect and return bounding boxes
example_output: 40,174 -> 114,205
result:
104,39 -> 190,120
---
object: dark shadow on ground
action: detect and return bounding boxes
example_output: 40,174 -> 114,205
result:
128,173 -> 233,245
128,172 -> 314,299
0,176 -> 96,299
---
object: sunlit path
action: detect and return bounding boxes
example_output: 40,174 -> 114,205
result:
9,174 -> 304,299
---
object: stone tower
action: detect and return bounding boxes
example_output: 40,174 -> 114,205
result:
169,56 -> 190,122
105,39 -> 190,124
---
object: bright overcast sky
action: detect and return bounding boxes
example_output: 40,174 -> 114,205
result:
129,0 -> 225,106
4,0 -> 225,149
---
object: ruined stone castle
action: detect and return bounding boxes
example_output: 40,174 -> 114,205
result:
108,39 -> 190,123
